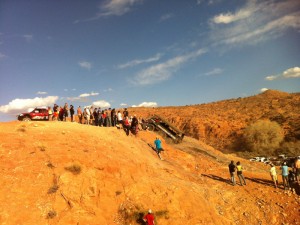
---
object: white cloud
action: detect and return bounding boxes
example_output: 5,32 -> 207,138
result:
23,34 -> 33,42
282,67 -> 300,78
210,0 -> 300,46
0,96 -> 58,114
132,48 -> 206,85
205,68 -> 223,76
120,103 -> 127,106
266,67 -> 300,80
78,61 -> 92,70
132,102 -> 158,107
79,92 -> 99,98
118,53 -> 162,69
92,100 -> 111,108
265,75 -> 278,81
100,0 -> 143,16
36,91 -> 48,95
74,0 -> 143,23
212,1 -> 256,24
260,88 -> 269,92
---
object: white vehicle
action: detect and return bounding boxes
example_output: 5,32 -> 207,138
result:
278,154 -> 286,159
249,157 -> 267,162
250,157 -> 261,162
259,157 -> 266,162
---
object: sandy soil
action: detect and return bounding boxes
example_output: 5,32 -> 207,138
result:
0,121 -> 299,225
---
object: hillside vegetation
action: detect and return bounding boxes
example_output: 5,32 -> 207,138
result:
131,90 -> 300,157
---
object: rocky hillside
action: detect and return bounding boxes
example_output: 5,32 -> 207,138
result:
0,121 -> 299,225
130,90 -> 300,153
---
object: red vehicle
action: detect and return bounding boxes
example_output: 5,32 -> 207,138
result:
17,107 -> 49,121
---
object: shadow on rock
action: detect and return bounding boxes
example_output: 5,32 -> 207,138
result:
201,174 -> 231,185
245,177 -> 276,188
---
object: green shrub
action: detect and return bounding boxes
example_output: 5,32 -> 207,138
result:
243,120 -> 284,154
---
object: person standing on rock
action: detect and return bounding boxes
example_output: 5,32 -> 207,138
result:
269,164 -> 278,188
77,106 -> 82,124
228,160 -> 236,186
143,209 -> 155,225
69,105 -> 75,122
295,157 -> 300,183
236,161 -> 246,186
281,162 -> 289,190
63,103 -> 69,121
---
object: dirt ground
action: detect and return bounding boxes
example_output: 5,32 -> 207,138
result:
0,121 -> 299,225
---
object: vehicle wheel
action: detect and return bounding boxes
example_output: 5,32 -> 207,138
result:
22,117 -> 31,121
142,123 -> 148,130
148,124 -> 155,131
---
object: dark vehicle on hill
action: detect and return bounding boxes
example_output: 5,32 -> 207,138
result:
142,114 -> 184,143
17,107 -> 49,121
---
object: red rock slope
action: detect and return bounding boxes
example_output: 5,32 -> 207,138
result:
0,121 -> 299,225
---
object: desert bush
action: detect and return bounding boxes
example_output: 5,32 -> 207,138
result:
276,141 -> 300,156
64,164 -> 82,175
48,185 -> 59,194
46,210 -> 57,219
243,120 -> 284,154
39,145 -> 46,151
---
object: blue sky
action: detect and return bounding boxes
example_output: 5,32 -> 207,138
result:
0,0 -> 300,121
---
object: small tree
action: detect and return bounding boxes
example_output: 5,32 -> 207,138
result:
243,120 -> 284,154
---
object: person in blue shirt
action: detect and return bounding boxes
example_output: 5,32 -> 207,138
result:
281,162 -> 290,190
154,137 -> 163,160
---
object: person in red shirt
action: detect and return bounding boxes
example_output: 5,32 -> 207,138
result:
143,209 -> 155,225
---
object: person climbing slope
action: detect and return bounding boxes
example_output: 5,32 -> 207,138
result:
154,137 -> 163,160
143,209 -> 155,225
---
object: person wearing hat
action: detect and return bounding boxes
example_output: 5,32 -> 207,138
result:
143,209 -> 155,225
281,162 -> 289,190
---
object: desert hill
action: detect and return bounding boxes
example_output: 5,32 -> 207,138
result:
0,121 -> 299,225
130,89 -> 300,155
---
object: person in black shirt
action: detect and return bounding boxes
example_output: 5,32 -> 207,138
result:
228,160 -> 236,186
70,105 -> 75,122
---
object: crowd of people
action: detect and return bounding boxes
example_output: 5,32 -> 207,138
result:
47,103 -> 143,136
228,157 -> 300,190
